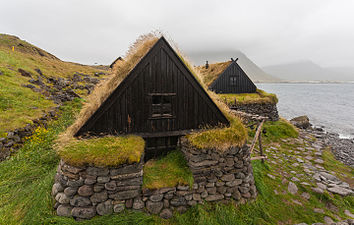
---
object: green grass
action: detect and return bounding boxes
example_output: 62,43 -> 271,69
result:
0,64 -> 55,134
58,135 -> 145,167
143,150 -> 193,189
218,89 -> 278,106
248,118 -> 299,143
0,99 -> 161,225
0,101 -> 353,224
0,34 -> 106,135
186,115 -> 247,151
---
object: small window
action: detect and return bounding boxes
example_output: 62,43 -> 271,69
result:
230,76 -> 237,86
151,94 -> 173,118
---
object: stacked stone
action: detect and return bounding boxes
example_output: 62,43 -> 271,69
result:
180,137 -> 257,203
142,185 -> 193,219
231,103 -> 279,121
52,159 -> 144,220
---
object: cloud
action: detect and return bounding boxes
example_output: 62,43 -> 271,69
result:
1,0 -> 353,68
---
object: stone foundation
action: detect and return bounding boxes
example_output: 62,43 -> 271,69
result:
52,139 -> 257,220
231,103 -> 279,121
52,159 -> 144,219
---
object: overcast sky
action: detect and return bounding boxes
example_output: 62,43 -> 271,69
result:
1,0 -> 353,67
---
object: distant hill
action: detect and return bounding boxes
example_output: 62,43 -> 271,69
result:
263,60 -> 354,82
189,50 -> 280,83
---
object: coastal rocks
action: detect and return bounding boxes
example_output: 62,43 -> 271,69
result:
295,219 -> 354,225
52,159 -> 143,220
299,120 -> 353,167
323,132 -> 354,167
327,186 -> 352,196
231,103 -> 279,121
288,182 -> 298,194
290,116 -> 311,129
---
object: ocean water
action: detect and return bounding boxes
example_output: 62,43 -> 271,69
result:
257,83 -> 354,138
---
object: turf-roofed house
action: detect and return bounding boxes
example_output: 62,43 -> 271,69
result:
52,34 -> 257,220
198,59 -> 279,121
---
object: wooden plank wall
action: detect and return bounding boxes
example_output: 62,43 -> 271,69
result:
210,63 -> 257,94
77,38 -> 228,137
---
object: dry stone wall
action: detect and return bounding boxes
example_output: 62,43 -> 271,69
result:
52,139 -> 257,220
52,159 -> 144,220
180,137 -> 257,203
231,103 -> 279,121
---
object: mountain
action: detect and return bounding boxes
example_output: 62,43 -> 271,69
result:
263,60 -> 354,82
188,50 -> 280,83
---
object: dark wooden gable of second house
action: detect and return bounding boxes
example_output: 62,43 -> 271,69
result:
210,60 -> 257,94
76,37 -> 229,138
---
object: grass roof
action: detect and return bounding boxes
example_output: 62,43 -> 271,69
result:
57,33 -> 247,155
186,114 -> 247,152
196,61 -> 232,87
218,89 -> 278,105
57,32 -> 160,146
57,135 -> 145,167
143,149 -> 193,189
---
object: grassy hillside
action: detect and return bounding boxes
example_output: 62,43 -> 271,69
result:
0,34 -> 107,135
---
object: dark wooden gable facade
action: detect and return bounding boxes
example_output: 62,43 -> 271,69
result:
76,37 -> 229,141
210,60 -> 257,94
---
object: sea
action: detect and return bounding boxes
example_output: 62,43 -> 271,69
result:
257,83 -> 354,139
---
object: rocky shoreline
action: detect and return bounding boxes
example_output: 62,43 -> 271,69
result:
290,115 -> 354,168
306,127 -> 353,168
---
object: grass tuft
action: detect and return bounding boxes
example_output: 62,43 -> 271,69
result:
218,89 -> 278,105
58,135 -> 145,167
143,149 -> 193,189
249,118 -> 299,142
186,115 -> 247,151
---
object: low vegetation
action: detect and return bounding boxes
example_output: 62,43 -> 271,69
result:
57,135 -> 145,167
143,150 -> 193,189
0,101 -> 352,224
247,118 -> 298,143
186,115 -> 247,151
218,89 -> 278,105
263,118 -> 299,141
0,34 -> 106,135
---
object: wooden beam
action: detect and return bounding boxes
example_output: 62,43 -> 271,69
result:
259,132 -> 264,163
251,155 -> 268,161
249,119 -> 265,154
